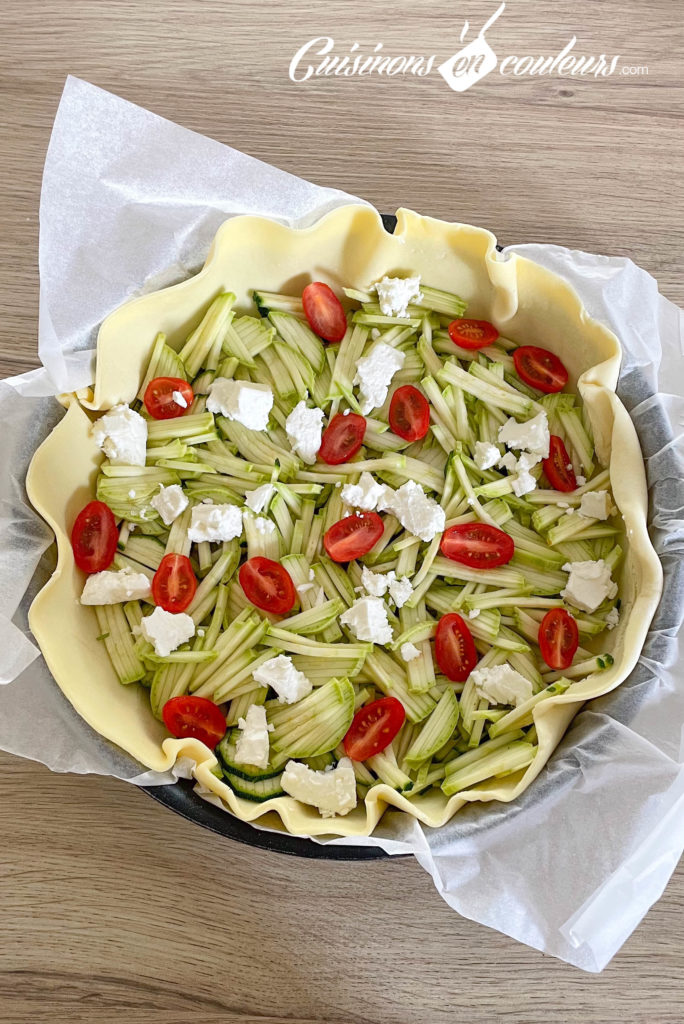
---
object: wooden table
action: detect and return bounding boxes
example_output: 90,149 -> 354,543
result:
1,2 -> 682,1021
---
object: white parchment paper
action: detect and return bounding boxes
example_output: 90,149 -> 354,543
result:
3,75 -> 683,972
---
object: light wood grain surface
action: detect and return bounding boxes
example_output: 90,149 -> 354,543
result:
1,1 -> 683,1021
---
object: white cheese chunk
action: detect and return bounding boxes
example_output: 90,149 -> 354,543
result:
561,559 -> 618,613
468,608 -> 481,619
281,757 -> 357,817
374,275 -> 423,318
360,566 -> 413,608
474,441 -> 501,471
150,483 -> 189,526
141,606 -> 195,657
235,704 -> 272,769
498,451 -> 518,473
172,390 -> 188,409
353,342 -> 405,414
498,411 -> 550,459
511,451 -> 542,497
360,565 -> 389,597
188,503 -> 243,543
471,664 -> 534,707
340,596 -> 393,645
252,654 -> 312,704
388,575 -> 413,608
605,606 -> 620,630
244,483 -> 275,514
381,480 -> 445,543
91,404 -> 147,467
576,474 -> 587,486
400,642 -> 421,663
579,490 -> 613,521
206,378 -> 273,431
285,400 -> 325,464
341,471 -> 394,512
81,567 -> 151,605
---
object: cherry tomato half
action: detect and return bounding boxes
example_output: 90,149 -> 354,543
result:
435,613 -> 478,682
71,500 -> 118,574
448,318 -> 499,350
389,385 -> 430,442
513,346 -> 568,394
152,553 -> 197,614
144,377 -> 194,420
440,523 -> 514,569
162,695 -> 227,749
318,412 -> 366,465
538,608 -> 579,670
343,696 -> 406,761
543,435 -> 577,492
239,556 -> 297,615
323,512 -> 384,563
302,282 -> 347,343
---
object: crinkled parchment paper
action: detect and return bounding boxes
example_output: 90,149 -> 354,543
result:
2,76 -> 683,971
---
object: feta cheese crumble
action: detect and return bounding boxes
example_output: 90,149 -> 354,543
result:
252,654 -> 312,704
400,642 -> 421,663
281,757 -> 357,817
91,404 -> 147,467
140,607 -> 195,657
360,566 -> 413,607
285,400 -> 324,464
353,342 -> 405,414
498,411 -> 550,459
254,516 -> 276,535
188,503 -> 243,543
471,664 -> 534,707
235,704 -> 272,769
81,567 -> 151,605
341,472 -> 394,512
172,390 -> 188,409
561,559 -> 617,613
244,483 -> 275,514
340,596 -> 393,645
374,275 -> 422,318
360,565 -> 388,598
206,378 -> 273,431
381,480 -> 445,542
510,451 -> 541,497
579,490 -> 613,521
474,441 -> 500,471
150,483 -> 189,526
605,606 -> 620,630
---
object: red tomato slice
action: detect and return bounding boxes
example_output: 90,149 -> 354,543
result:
543,435 -> 577,492
302,282 -> 347,343
71,500 -> 118,573
162,695 -> 227,749
538,608 -> 579,670
513,346 -> 568,394
435,613 -> 478,682
239,556 -> 297,615
448,319 -> 499,350
318,413 -> 366,465
144,377 -> 194,420
343,696 -> 406,761
440,523 -> 514,568
389,385 -> 430,442
323,512 -> 384,563
152,553 -> 197,613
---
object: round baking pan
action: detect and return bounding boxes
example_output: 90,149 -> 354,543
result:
143,214 -> 668,860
